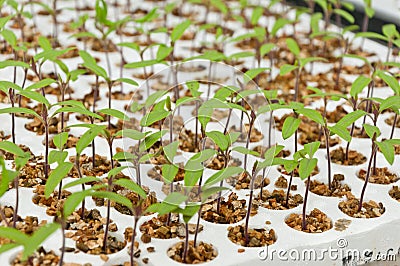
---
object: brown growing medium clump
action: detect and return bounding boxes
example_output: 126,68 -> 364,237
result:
357,167 -> 399,184
201,192 -> 247,224
389,186 -> 400,202
227,224 -> 276,247
256,189 -> 303,210
308,174 -> 351,197
139,214 -> 203,240
167,240 -> 218,264
338,193 -> 385,218
226,172 -> 270,190
285,208 -> 332,233
330,146 -> 367,165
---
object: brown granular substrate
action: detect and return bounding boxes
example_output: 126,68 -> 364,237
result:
167,240 -> 217,264
389,186 -> 400,202
285,208 -> 332,233
201,193 -> 247,224
227,224 -> 276,247
256,189 -> 303,210
226,172 -> 270,190
338,193 -> 385,218
308,174 -> 351,197
358,167 -> 399,184
330,146 -> 367,165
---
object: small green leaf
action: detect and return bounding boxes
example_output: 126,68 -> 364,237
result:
232,146 -> 260,156
45,162 -> 73,199
298,158 -> 318,180
206,131 -> 229,151
350,76 -> 371,98
376,140 -> 395,165
280,64 -> 298,75
25,78 -> 56,91
48,150 -> 68,164
163,141 -> 179,162
114,178 -> 146,199
76,125 -> 106,155
297,108 -> 324,125
53,132 -> 69,150
179,203 -> 200,224
363,124 -> 381,139
282,116 -> 301,140
204,167 -> 244,187
0,60 -> 29,69
98,108 -> 129,121
286,38 -> 300,57
115,78 -> 138,86
333,9 -> 354,24
23,223 -> 60,261
0,141 -> 26,157
62,176 -> 102,190
162,164 -> 179,184
171,20 -> 191,42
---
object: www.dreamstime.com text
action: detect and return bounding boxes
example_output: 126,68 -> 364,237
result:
258,238 -> 399,263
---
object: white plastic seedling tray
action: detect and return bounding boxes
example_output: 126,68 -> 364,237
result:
0,0 -> 399,266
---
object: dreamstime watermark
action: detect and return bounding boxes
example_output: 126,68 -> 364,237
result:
258,238 -> 399,264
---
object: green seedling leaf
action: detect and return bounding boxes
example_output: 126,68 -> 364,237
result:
251,6 -> 263,25
363,124 -> 381,139
271,18 -> 290,36
206,131 -> 229,151
25,78 -> 56,91
376,140 -> 395,165
139,130 -> 167,152
92,191 -> 132,209
146,192 -> 187,215
108,166 -> 129,178
114,178 -> 147,199
115,78 -> 138,87
76,125 -> 106,155
48,150 -> 68,165
0,224 -> 28,244
280,64 -> 298,75
53,132 -> 69,150
180,203 -> 200,224
45,162 -> 73,199
163,141 -> 179,162
201,187 -> 229,202
297,108 -> 324,125
298,158 -> 318,180
350,76 -> 371,98
380,95 -> 400,113
79,50 -> 108,79
204,166 -> 244,187
62,176 -> 102,190
304,141 -> 320,158
1,29 -> 17,47
171,19 -> 191,42
63,189 -> 94,217
382,24 -> 398,39
244,68 -> 269,83
113,151 -> 136,161
336,109 -> 366,128
53,106 -> 103,120
299,57 -> 328,67
162,164 -> 179,184
156,45 -> 173,61
377,71 -> 400,95
282,116 -> 301,140
124,59 -> 160,69
260,43 -> 275,58
17,90 -> 50,107
232,146 -> 260,156
329,124 -> 351,142
286,38 -> 300,57
333,9 -> 354,23
98,108 -> 130,121
355,31 -> 386,41
0,158 -> 18,197
0,60 -> 29,69
0,141 -> 26,157
23,223 -> 60,260
116,129 -> 145,140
